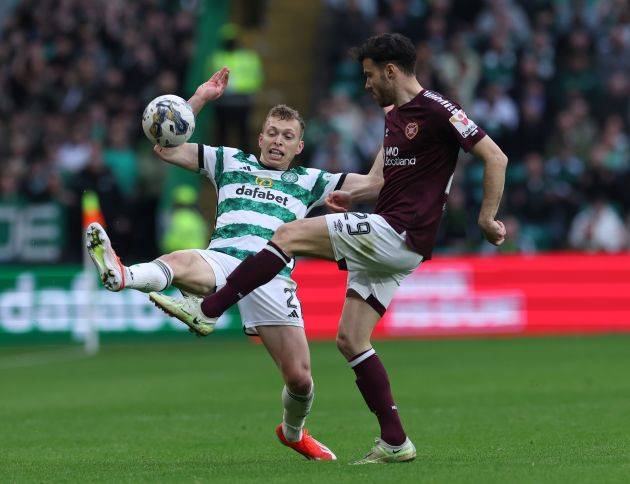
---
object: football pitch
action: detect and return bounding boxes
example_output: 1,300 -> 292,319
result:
1,335 -> 629,483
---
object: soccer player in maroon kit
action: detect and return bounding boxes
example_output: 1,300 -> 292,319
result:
196,33 -> 507,463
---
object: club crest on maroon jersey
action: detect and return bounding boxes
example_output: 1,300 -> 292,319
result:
405,122 -> 419,140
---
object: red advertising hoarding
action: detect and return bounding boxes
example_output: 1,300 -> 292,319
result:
293,254 -> 630,339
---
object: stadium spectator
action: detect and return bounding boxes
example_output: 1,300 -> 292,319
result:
2,0 -> 629,261
208,24 -> 264,151
0,0 -> 197,262
470,83 -> 519,148
569,196 -> 628,253
435,32 -> 481,106
160,185 -> 208,254
313,0 -> 629,254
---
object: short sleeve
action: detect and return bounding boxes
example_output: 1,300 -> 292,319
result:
445,108 -> 487,152
306,170 -> 347,212
198,145 -> 238,185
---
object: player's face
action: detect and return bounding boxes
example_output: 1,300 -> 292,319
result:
258,117 -> 304,169
362,58 -> 396,107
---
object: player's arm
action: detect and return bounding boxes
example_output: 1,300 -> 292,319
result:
153,143 -> 199,172
153,68 -> 231,171
187,67 -> 230,115
471,135 -> 508,246
325,147 -> 384,212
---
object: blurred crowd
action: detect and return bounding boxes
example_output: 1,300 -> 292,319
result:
0,0 -> 197,261
1,0 -> 629,262
311,0 -> 630,254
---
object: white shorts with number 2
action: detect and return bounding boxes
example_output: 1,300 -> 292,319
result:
194,249 -> 303,335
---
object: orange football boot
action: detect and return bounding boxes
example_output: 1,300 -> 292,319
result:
275,424 -> 337,461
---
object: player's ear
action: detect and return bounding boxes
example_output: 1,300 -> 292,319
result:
295,139 -> 304,155
258,133 -> 263,148
385,63 -> 396,79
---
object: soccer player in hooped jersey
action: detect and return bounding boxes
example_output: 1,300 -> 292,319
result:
190,34 -> 508,464
85,67 -> 362,461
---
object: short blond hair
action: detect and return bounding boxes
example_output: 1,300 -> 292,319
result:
265,104 -> 305,138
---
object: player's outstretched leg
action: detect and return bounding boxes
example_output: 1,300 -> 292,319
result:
86,222 -> 174,293
86,222 -> 127,291
200,241 -> 291,318
200,217 -> 334,319
149,292 -> 216,336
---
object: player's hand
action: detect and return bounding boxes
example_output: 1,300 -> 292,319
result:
325,190 -> 352,212
478,219 -> 506,246
195,67 -> 230,102
153,144 -> 176,161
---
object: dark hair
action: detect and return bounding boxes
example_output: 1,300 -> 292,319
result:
265,104 -> 305,137
351,33 -> 417,75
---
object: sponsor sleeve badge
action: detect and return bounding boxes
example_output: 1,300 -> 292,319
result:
449,109 -> 478,138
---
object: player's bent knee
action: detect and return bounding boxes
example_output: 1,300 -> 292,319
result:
159,250 -> 192,273
336,331 -> 368,360
271,223 -> 297,253
283,364 -> 312,395
336,332 -> 354,359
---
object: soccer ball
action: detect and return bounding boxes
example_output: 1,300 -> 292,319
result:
142,94 -> 195,147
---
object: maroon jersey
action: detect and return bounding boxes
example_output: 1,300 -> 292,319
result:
375,89 -> 486,259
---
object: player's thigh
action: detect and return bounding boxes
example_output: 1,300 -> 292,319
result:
272,217 -> 335,260
336,293 -> 383,360
160,250 -> 217,295
325,212 -> 423,274
237,275 -> 304,336
258,325 -> 311,374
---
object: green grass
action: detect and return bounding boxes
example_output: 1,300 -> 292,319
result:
1,336 -> 629,483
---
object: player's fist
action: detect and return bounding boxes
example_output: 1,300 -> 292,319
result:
195,67 -> 230,102
325,190 -> 352,212
479,219 -> 506,246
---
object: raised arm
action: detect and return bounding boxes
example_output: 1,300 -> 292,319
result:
187,67 -> 230,115
325,147 -> 384,212
153,68 -> 231,171
471,135 -> 508,246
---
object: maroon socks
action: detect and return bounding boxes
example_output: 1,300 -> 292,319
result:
349,348 -> 407,446
200,242 -> 291,318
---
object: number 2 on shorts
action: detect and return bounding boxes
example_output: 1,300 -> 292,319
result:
284,287 -> 297,308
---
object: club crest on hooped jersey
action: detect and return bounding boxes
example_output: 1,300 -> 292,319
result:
281,171 -> 298,183
255,177 -> 274,188
405,122 -> 419,140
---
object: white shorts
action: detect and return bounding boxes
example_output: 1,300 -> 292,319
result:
194,249 -> 303,336
325,213 -> 423,315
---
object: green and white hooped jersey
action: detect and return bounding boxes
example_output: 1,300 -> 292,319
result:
198,144 -> 346,278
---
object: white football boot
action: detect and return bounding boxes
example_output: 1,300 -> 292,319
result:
86,222 -> 126,291
149,292 -> 217,336
351,437 -> 416,464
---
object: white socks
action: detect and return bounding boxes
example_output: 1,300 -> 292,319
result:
125,259 -> 174,292
282,383 -> 314,442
